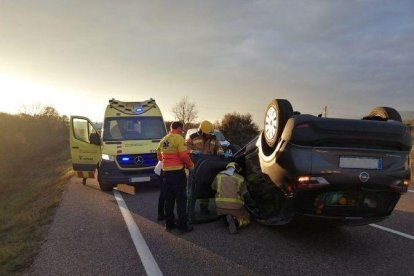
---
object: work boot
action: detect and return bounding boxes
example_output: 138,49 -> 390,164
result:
165,222 -> 176,231
226,215 -> 237,234
178,225 -> 194,234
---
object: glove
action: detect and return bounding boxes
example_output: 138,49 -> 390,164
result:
224,152 -> 232,158
192,150 -> 201,155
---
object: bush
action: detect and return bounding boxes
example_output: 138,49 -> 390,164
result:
0,108 -> 69,180
219,113 -> 259,147
0,107 -> 71,274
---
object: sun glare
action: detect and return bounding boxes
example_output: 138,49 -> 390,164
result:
0,74 -> 56,113
0,73 -> 103,121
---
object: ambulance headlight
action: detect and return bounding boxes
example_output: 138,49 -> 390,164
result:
102,154 -> 115,161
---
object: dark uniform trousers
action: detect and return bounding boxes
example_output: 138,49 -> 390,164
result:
164,169 -> 188,229
157,174 -> 166,218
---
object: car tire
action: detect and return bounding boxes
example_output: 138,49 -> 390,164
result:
262,99 -> 293,150
96,166 -> 113,191
363,107 -> 402,122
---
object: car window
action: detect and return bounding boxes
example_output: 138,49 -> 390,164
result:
185,128 -> 198,140
213,130 -> 226,141
185,128 -> 227,142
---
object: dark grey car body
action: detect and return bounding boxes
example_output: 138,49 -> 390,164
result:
235,113 -> 412,226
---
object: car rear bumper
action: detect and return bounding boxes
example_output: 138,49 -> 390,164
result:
293,213 -> 389,226
288,187 -> 401,225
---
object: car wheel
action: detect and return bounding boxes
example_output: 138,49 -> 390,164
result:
363,107 -> 402,122
96,166 -> 113,191
263,99 -> 293,149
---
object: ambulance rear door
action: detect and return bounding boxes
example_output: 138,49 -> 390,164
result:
69,116 -> 102,179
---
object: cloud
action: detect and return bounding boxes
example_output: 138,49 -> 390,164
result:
0,0 -> 413,122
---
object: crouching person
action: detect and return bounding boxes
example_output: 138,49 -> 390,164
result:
211,162 -> 250,234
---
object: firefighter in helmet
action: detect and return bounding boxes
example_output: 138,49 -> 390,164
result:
186,120 -> 224,156
211,162 -> 251,234
187,120 -> 225,216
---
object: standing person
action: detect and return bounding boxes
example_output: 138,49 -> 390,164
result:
154,161 -> 166,221
157,121 -> 194,233
211,162 -> 251,234
157,176 -> 166,221
186,120 -> 224,156
186,120 -> 225,215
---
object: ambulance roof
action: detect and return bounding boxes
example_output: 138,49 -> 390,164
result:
105,98 -> 163,117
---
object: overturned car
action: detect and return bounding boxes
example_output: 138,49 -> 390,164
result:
188,99 -> 412,226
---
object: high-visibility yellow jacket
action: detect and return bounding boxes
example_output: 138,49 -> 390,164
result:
211,171 -> 247,210
157,129 -> 194,171
186,132 -> 224,155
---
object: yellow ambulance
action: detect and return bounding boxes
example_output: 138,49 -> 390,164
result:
69,98 -> 167,191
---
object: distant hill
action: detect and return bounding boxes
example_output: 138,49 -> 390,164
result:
399,111 -> 414,120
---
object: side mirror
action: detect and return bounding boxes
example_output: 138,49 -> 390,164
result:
89,132 -> 102,146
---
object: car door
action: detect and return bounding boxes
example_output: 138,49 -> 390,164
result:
70,116 -> 102,179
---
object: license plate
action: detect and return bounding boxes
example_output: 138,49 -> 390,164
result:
130,176 -> 151,182
339,156 -> 382,169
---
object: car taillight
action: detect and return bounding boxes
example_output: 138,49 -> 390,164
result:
390,179 -> 410,193
294,176 -> 330,190
295,123 -> 310,129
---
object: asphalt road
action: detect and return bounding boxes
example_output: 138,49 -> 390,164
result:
28,177 -> 414,276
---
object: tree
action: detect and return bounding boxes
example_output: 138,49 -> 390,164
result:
171,96 -> 198,130
18,103 -> 45,116
219,112 -> 259,147
40,106 -> 60,118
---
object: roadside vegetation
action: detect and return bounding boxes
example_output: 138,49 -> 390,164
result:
404,119 -> 414,136
219,112 -> 259,147
171,96 -> 260,147
0,107 -> 72,275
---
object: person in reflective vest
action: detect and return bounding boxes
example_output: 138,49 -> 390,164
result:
157,121 -> 195,233
186,120 -> 224,156
187,120 -> 225,216
211,162 -> 250,234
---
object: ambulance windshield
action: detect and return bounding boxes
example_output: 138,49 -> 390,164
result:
102,117 -> 166,141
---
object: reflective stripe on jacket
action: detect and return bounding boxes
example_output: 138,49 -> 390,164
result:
211,172 -> 247,210
157,129 -> 194,171
186,132 -> 224,155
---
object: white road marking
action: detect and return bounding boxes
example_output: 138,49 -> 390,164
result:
113,190 -> 163,276
370,224 -> 414,240
408,190 -> 413,193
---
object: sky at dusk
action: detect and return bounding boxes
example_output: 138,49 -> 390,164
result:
1,0 -> 413,126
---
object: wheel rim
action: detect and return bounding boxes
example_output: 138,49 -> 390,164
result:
265,106 -> 278,141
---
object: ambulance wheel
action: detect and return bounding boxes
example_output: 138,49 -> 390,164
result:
262,99 -> 293,153
96,167 -> 113,191
98,182 -> 113,192
363,107 -> 402,122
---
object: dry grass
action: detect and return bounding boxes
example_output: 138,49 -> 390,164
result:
0,151 -> 73,275
0,111 -> 72,275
